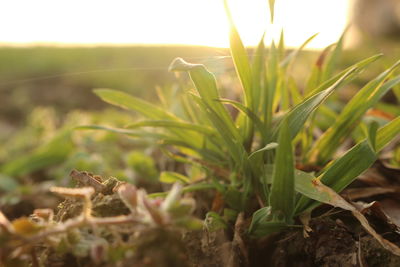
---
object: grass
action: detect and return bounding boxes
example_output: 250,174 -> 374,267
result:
87,1 -> 400,237
0,0 -> 400,264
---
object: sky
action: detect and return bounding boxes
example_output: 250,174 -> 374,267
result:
0,0 -> 350,49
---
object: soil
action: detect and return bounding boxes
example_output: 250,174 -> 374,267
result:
184,217 -> 400,267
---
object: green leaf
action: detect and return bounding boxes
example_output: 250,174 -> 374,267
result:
295,117 -> 400,214
224,187 -> 244,210
249,143 -> 278,159
126,120 -> 216,136
224,0 -> 253,108
252,34 -> 266,113
219,98 -> 267,141
159,171 -> 190,184
94,89 -> 178,120
1,131 -> 73,177
248,206 -> 288,236
322,30 -> 346,81
224,0 -> 254,147
308,64 -> 400,164
295,141 -> 377,214
170,58 -> 246,166
307,54 -> 382,96
305,45 -> 333,94
0,174 -> 19,192
75,125 -> 168,139
204,211 -> 228,232
268,0 -> 275,23
148,183 -> 216,198
269,118 -> 295,222
169,58 -> 238,139
273,66 -> 358,140
376,116 -> 400,151
367,121 -> 379,152
280,33 -> 318,68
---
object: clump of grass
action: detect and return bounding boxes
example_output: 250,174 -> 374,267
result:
89,1 -> 400,240
1,0 -> 400,264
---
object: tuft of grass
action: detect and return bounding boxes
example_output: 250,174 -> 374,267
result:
87,0 -> 400,239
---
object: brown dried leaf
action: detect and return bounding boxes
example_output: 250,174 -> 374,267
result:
299,212 -> 313,238
142,196 -> 165,225
342,187 -> 400,200
33,209 -> 54,221
50,186 -> 95,198
70,169 -> 106,192
117,184 -> 138,213
312,179 -> 400,256
0,210 -> 13,233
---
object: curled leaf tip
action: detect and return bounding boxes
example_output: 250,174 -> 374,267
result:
168,57 -> 202,72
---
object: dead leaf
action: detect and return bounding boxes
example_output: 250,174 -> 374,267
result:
312,179 -> 400,256
342,186 -> 400,200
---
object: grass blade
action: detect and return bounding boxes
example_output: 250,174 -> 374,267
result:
272,67 -> 358,141
308,63 -> 400,164
126,120 -> 216,136
159,171 -> 190,184
306,54 -> 382,96
322,29 -> 346,81
376,116 -> 400,151
219,99 -> 268,142
94,89 -> 178,120
224,0 -> 255,148
295,116 -> 400,214
1,131 -> 73,177
269,118 -> 295,222
268,0 -> 275,23
252,34 -> 266,113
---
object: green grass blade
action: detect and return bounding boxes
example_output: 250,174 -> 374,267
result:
1,131 -> 73,177
249,143 -> 278,159
269,118 -> 295,222
219,99 -> 268,142
224,0 -> 255,148
322,30 -> 346,81
295,117 -> 400,214
280,33 -> 318,68
159,171 -> 190,184
252,34 -> 266,113
376,116 -> 400,151
278,30 -> 285,60
265,41 -> 279,127
295,141 -> 377,214
94,89 -> 178,120
76,125 -> 169,139
248,207 -> 288,236
307,54 -> 382,96
169,58 -> 239,138
126,120 -> 216,136
148,183 -> 217,198
308,64 -> 400,164
224,0 -> 253,109
305,45 -> 333,94
273,67 -> 358,141
189,95 -> 246,167
268,0 -> 275,23
367,121 -> 379,152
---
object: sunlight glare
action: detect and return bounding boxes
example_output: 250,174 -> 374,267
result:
0,0 -> 349,49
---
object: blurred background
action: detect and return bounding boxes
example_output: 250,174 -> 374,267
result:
0,0 -> 399,217
0,0 -> 399,122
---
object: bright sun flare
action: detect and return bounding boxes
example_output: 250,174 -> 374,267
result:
0,0 -> 350,49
